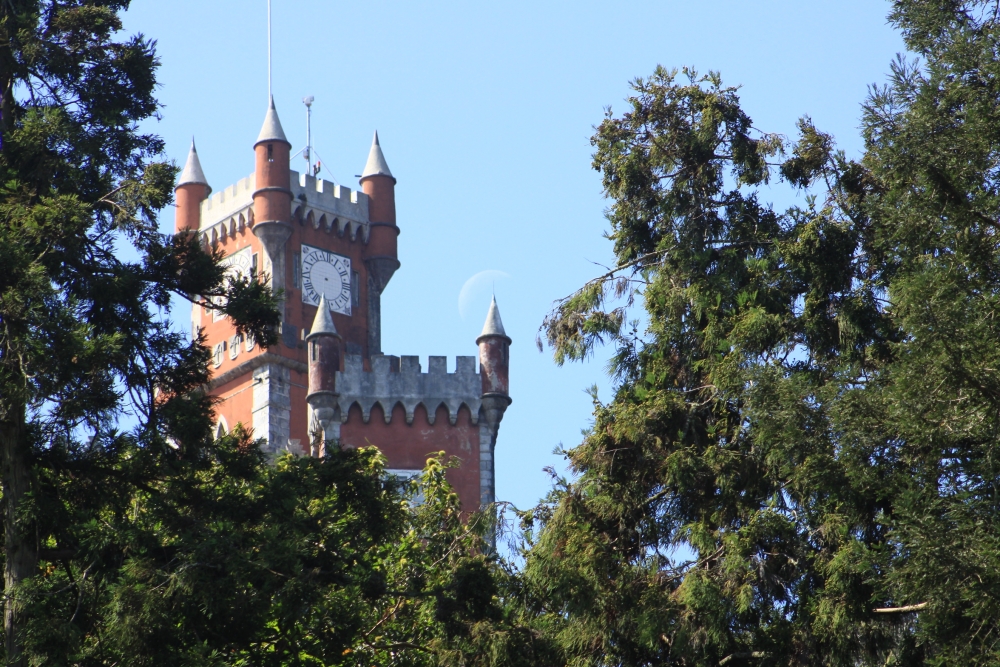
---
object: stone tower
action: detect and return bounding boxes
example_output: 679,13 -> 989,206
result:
177,100 -> 510,510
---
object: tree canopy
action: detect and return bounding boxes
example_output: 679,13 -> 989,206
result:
530,1 -> 1000,665
0,1 -> 278,663
10,1 -> 1000,666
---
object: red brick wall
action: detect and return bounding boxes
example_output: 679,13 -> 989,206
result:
340,402 -> 481,510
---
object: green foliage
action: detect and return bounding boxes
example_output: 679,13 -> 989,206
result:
0,2 -> 279,663
346,456 -> 560,667
530,3 -> 1000,665
18,429 -> 404,665
8,432 -> 552,667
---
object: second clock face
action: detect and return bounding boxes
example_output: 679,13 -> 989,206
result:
214,246 -> 253,322
301,244 -> 352,315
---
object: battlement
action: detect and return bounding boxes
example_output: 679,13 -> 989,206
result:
200,173 -> 255,230
335,354 -> 484,426
196,170 -> 371,243
291,172 -> 370,241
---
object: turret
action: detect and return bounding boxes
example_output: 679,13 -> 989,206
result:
477,296 -> 511,398
306,296 -> 341,456
477,296 -> 511,513
359,131 -> 400,356
174,139 -> 210,234
360,130 -> 397,234
307,296 -> 341,397
252,97 -> 293,298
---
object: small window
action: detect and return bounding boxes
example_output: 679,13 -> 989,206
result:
351,270 -> 360,309
251,253 -> 258,278
212,342 -> 225,368
385,469 -> 425,505
311,341 -> 317,361
267,143 -> 274,162
293,252 -> 301,288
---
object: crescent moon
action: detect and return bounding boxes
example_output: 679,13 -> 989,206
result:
458,270 -> 510,321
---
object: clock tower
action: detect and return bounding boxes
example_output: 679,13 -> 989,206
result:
177,100 -> 510,511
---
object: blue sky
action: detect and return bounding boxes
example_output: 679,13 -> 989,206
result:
123,1 -> 905,511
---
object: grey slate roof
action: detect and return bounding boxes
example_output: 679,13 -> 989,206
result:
360,131 -> 394,180
177,138 -> 211,193
256,96 -> 289,146
308,295 -> 339,338
480,296 -> 507,338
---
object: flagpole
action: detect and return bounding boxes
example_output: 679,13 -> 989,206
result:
267,0 -> 272,100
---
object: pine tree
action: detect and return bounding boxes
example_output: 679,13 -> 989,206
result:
528,2 -> 1000,664
0,2 -> 278,663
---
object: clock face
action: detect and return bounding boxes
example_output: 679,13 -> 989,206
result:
301,244 -> 352,315
213,247 -> 253,322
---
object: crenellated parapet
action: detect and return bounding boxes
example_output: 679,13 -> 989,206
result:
196,171 -> 371,246
336,354 -> 484,426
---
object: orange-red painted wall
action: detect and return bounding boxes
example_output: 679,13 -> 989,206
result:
341,403 -> 481,510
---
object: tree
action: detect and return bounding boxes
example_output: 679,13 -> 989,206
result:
34,439 -> 553,666
345,457 -> 560,667
528,2 -> 1000,665
0,2 -> 278,663
68,430 -> 407,666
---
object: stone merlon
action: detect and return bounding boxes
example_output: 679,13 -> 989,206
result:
336,354 -> 485,426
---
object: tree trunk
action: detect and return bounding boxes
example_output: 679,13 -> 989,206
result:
0,407 -> 34,667
0,3 -> 12,147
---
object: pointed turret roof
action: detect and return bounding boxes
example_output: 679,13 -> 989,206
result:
479,296 -> 510,341
177,138 -> 211,194
256,96 -> 289,146
360,131 -> 394,181
307,295 -> 339,339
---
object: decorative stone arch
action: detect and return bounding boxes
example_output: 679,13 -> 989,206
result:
215,415 -> 229,440
371,400 -> 396,424
388,400 -> 407,425
454,402 -> 476,426
403,399 -> 421,425
305,209 -> 315,228
425,401 -> 450,426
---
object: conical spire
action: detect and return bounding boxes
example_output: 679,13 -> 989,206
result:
308,295 -> 339,338
177,138 -> 211,194
360,130 -> 394,181
256,95 -> 289,145
479,296 -> 508,339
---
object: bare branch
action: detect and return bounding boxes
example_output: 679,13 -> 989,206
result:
719,651 -> 766,665
873,602 -> 928,614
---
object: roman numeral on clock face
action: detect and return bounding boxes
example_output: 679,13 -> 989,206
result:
300,243 -> 352,316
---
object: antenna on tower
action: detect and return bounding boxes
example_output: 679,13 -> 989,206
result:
267,0 -> 272,100
303,95 -> 319,177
